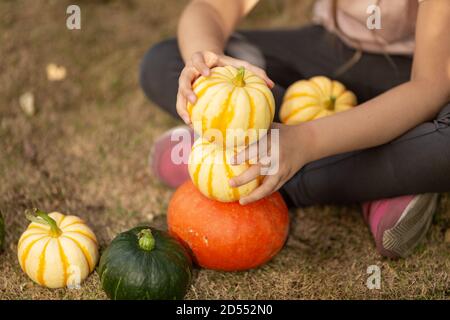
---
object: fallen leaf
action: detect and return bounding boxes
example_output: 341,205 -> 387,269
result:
46,63 -> 67,81
19,92 -> 35,116
445,229 -> 450,243
145,212 -> 154,222
19,282 -> 34,292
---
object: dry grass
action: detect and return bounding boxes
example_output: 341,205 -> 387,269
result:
0,0 -> 449,300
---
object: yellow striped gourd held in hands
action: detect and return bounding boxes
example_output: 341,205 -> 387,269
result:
188,138 -> 259,202
18,209 -> 99,288
280,76 -> 357,124
188,66 -> 275,148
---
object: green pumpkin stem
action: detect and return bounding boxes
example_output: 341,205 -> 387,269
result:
25,208 -> 61,237
233,67 -> 246,87
138,229 -> 155,251
327,96 -> 337,110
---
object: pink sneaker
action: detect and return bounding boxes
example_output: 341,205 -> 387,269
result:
149,126 -> 194,188
362,194 -> 438,258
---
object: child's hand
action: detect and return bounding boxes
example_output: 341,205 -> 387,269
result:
176,51 -> 274,125
229,123 -> 311,205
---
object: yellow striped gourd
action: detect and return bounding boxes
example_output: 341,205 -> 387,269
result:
188,138 -> 259,202
18,209 -> 98,288
188,66 -> 275,148
280,76 -> 357,124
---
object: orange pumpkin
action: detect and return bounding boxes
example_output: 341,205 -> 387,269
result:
167,181 -> 289,271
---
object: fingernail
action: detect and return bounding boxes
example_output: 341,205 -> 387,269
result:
239,199 -> 246,205
188,94 -> 196,103
203,69 -> 210,76
229,179 -> 235,187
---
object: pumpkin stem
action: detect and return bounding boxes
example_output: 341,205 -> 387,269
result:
232,67 -> 246,87
25,208 -> 62,237
327,96 -> 337,110
138,229 -> 155,251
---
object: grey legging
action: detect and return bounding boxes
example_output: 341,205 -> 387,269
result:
139,25 -> 450,207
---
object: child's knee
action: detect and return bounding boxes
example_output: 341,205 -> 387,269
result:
437,102 -> 450,119
139,39 -> 179,103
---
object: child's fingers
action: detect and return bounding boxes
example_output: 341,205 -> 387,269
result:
247,65 -> 274,88
203,51 -> 221,67
239,175 -> 280,205
191,52 -> 210,76
176,92 -> 191,125
226,58 -> 274,88
219,56 -> 274,88
178,67 -> 198,103
229,164 -> 261,188
231,142 -> 259,165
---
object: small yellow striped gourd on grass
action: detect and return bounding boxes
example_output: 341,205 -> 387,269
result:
188,66 -> 275,148
188,138 -> 259,202
280,76 -> 357,124
18,209 -> 99,288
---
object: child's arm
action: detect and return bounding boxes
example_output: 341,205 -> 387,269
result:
300,0 -> 450,163
175,0 -> 272,124
234,0 -> 450,205
178,0 -> 258,61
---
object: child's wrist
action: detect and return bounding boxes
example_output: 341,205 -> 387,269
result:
295,122 -> 319,164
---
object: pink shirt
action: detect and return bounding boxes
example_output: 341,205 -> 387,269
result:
313,0 -> 424,55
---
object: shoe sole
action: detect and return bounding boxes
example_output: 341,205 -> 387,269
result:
148,126 -> 194,188
382,193 -> 438,258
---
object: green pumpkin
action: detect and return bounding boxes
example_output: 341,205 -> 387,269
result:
98,226 -> 192,300
0,212 -> 4,251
